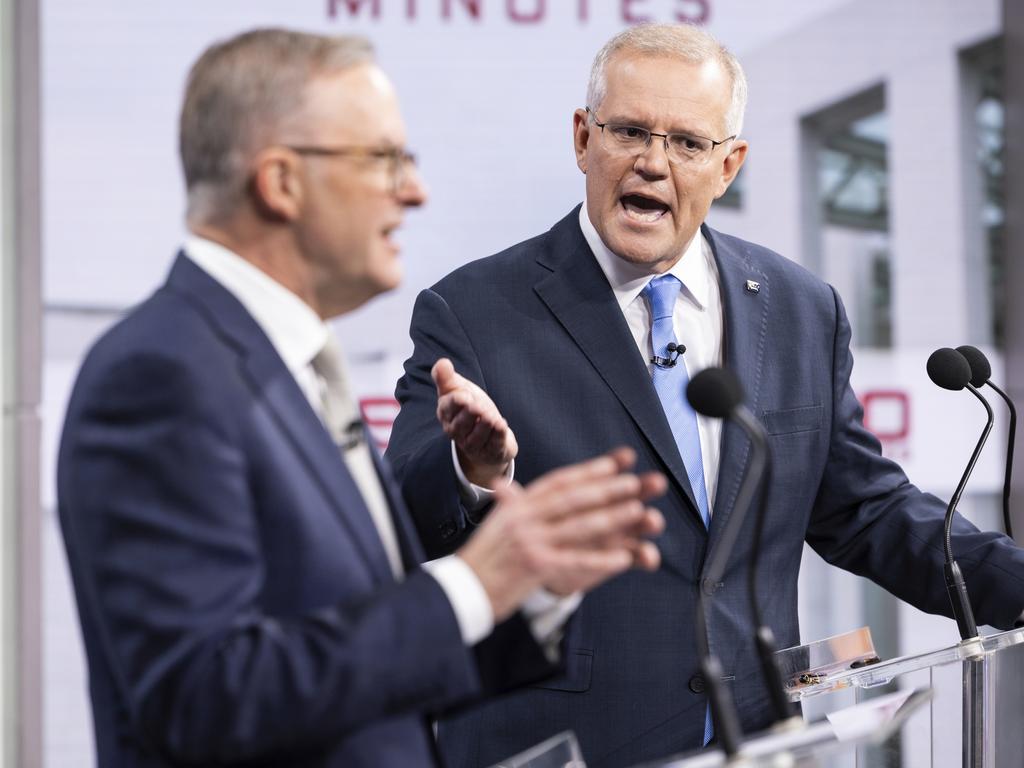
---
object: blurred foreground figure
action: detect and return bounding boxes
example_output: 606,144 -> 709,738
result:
57,29 -> 665,767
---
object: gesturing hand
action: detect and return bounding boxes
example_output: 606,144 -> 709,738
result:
432,358 -> 518,489
458,447 -> 666,623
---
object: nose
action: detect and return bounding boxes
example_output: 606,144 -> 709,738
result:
633,136 -> 671,179
397,163 -> 428,208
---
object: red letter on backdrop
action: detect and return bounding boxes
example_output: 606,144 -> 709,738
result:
406,0 -> 416,19
328,0 -> 381,19
675,0 -> 710,24
621,0 -> 651,24
577,0 -> 589,22
861,390 -> 911,441
444,0 -> 481,19
508,0 -> 545,23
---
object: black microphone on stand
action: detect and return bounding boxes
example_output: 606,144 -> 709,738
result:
956,345 -> 1016,540
687,368 -> 800,732
926,347 -> 992,641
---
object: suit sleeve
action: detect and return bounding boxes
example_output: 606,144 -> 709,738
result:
388,287 -> 490,558
59,350 -> 485,765
806,287 -> 1024,629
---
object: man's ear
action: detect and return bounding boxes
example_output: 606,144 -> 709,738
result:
251,147 -> 304,221
573,108 -> 592,175
714,139 -> 748,199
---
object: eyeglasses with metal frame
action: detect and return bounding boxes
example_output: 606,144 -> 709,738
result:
585,107 -> 735,166
284,144 -> 418,193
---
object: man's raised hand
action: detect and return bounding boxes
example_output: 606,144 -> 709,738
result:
433,358 -> 518,488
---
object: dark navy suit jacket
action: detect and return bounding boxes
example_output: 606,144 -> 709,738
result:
58,255 -> 551,767
387,207 -> 1024,768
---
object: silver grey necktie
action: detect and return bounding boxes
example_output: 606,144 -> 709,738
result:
312,337 -> 364,451
312,336 -> 404,578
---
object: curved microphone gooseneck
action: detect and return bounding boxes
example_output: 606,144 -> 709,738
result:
926,348 -> 991,641
956,345 -> 1016,540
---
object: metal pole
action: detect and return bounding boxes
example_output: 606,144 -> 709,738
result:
962,656 -> 988,768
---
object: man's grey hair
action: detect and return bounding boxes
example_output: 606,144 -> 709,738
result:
180,28 -> 375,222
586,24 -> 748,137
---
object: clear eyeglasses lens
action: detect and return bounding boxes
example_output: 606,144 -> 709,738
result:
605,125 -> 713,164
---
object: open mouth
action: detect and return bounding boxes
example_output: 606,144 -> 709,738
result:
620,194 -> 670,223
381,222 -> 402,251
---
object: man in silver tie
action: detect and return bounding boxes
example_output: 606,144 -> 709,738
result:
56,28 -> 667,768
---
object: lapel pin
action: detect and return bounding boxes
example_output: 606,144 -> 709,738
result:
745,280 -> 760,294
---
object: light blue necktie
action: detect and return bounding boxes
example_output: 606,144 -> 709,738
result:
643,275 -> 710,527
643,274 -> 715,746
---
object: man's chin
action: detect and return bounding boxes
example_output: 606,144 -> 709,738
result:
330,269 -> 404,316
373,264 -> 404,296
606,236 -> 680,272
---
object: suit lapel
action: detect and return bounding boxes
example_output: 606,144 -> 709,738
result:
532,210 -> 703,524
702,226 -> 770,552
367,439 -> 426,571
254,364 -> 397,585
165,254 -> 396,586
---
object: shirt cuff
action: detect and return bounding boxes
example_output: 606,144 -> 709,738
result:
520,589 -> 583,661
451,441 -> 515,517
423,555 -> 494,646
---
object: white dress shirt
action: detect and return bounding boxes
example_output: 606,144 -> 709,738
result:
578,204 -> 725,512
184,236 -> 493,645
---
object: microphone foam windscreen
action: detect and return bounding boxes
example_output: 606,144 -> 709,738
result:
687,367 -> 744,418
926,348 -> 972,391
955,345 -> 991,387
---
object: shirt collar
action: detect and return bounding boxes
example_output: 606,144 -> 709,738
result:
578,202 -> 712,311
183,235 -> 329,374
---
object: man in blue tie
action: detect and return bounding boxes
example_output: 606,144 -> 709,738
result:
386,22 -> 1024,768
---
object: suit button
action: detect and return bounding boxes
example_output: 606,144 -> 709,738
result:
701,578 -> 722,595
688,675 -> 705,694
439,521 -> 457,540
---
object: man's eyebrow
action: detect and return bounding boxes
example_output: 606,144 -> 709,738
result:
601,113 -> 707,136
599,112 -> 651,126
